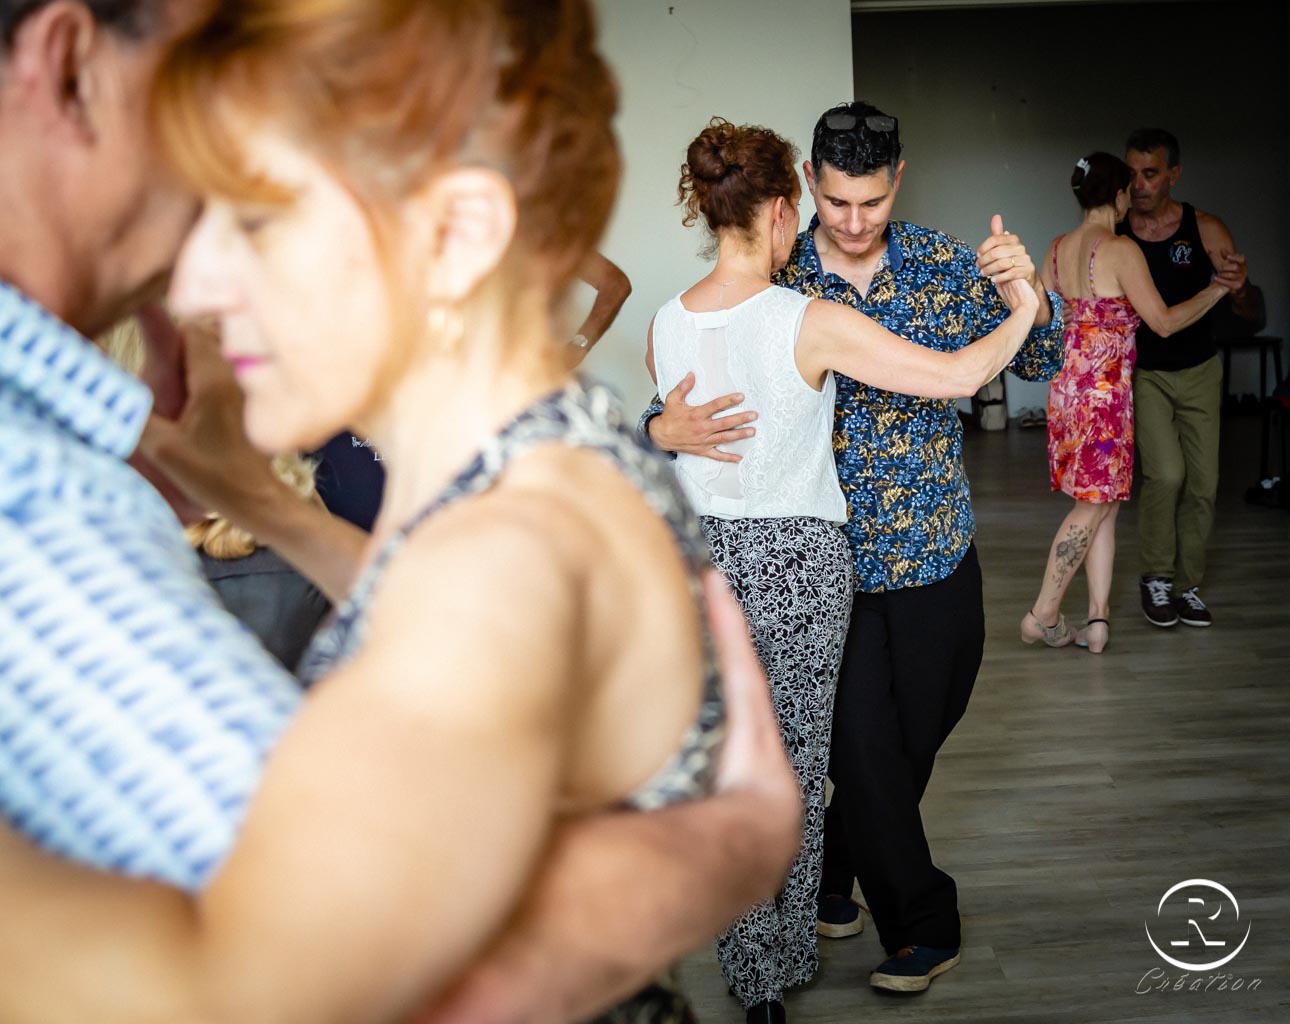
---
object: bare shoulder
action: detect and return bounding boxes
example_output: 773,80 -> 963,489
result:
496,441 -> 702,635
382,477 -> 589,616
1193,207 -> 1226,228
394,443 -> 690,598
500,442 -> 658,539
801,295 -> 851,332
349,482 -> 586,714
1105,234 -> 1139,256
1195,208 -> 1236,246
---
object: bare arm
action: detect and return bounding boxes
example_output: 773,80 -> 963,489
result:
137,322 -> 367,603
0,503 -> 579,1024
1196,210 -> 1260,321
796,280 -> 1039,399
413,573 -> 802,1024
574,252 -> 632,355
1113,237 -> 1228,338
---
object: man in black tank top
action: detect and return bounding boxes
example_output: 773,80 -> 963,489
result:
1120,129 -> 1257,628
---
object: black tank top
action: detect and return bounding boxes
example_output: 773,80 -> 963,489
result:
1118,203 -> 1215,371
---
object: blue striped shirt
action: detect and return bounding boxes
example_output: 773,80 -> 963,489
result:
0,283 -> 302,891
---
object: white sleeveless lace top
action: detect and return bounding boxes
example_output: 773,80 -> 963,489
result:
652,286 -> 847,523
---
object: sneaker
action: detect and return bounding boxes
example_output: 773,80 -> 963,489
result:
870,945 -> 961,994
816,894 -> 865,938
1174,587 -> 1213,627
1140,576 -> 1179,627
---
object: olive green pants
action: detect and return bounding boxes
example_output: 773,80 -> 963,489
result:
1133,355 -> 1222,591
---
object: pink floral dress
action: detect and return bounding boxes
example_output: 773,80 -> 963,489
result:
1047,236 -> 1141,503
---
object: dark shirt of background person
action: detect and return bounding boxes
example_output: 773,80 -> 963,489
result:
201,548 -> 331,673
312,431 -> 386,533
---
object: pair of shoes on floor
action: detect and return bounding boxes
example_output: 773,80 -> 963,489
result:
1140,577 -> 1214,627
745,999 -> 786,1023
1020,609 -> 1075,647
1016,406 -> 1047,428
816,894 -> 865,938
870,945 -> 961,994
1075,618 -> 1110,653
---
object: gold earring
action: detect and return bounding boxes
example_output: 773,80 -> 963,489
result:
426,303 -> 465,354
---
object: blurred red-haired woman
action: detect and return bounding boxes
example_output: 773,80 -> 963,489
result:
0,4 -> 797,1022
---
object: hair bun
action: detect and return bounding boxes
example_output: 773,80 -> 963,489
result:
1068,151 -> 1132,211
690,123 -> 740,183
677,116 -> 799,233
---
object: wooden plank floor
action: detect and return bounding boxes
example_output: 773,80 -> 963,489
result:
676,416 -> 1290,1022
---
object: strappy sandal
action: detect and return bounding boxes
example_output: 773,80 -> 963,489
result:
1020,609 -> 1076,648
1075,618 -> 1110,654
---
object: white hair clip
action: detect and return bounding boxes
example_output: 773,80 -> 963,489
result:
1076,157 -> 1091,174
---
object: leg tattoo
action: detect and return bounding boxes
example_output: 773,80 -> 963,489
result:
1051,524 -> 1092,589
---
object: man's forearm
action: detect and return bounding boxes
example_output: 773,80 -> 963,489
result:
420,792 -> 793,1024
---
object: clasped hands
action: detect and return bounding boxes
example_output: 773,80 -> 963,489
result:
1211,250 -> 1248,294
975,213 -> 1046,316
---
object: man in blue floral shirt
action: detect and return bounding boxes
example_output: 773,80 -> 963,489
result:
645,100 -> 1064,996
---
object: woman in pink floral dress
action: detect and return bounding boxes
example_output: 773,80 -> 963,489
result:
1021,153 -> 1230,652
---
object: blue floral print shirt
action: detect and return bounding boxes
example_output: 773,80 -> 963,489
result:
776,217 -> 1064,591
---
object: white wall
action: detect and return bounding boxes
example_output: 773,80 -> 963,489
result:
853,1 -> 1290,415
578,0 -> 854,412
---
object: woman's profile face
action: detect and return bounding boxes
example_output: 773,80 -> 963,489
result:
168,119 -> 396,455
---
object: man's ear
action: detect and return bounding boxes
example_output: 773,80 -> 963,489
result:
891,159 -> 906,194
410,166 -> 517,304
803,160 -> 816,193
7,1 -> 100,143
1168,163 -> 1182,190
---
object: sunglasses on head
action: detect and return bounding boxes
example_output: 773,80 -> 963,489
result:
824,112 -> 897,133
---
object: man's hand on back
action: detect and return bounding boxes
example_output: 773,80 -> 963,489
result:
647,373 -> 758,463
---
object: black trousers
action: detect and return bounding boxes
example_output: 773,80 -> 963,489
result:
818,544 -> 984,954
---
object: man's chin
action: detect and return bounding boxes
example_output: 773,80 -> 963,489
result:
835,238 -> 874,257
